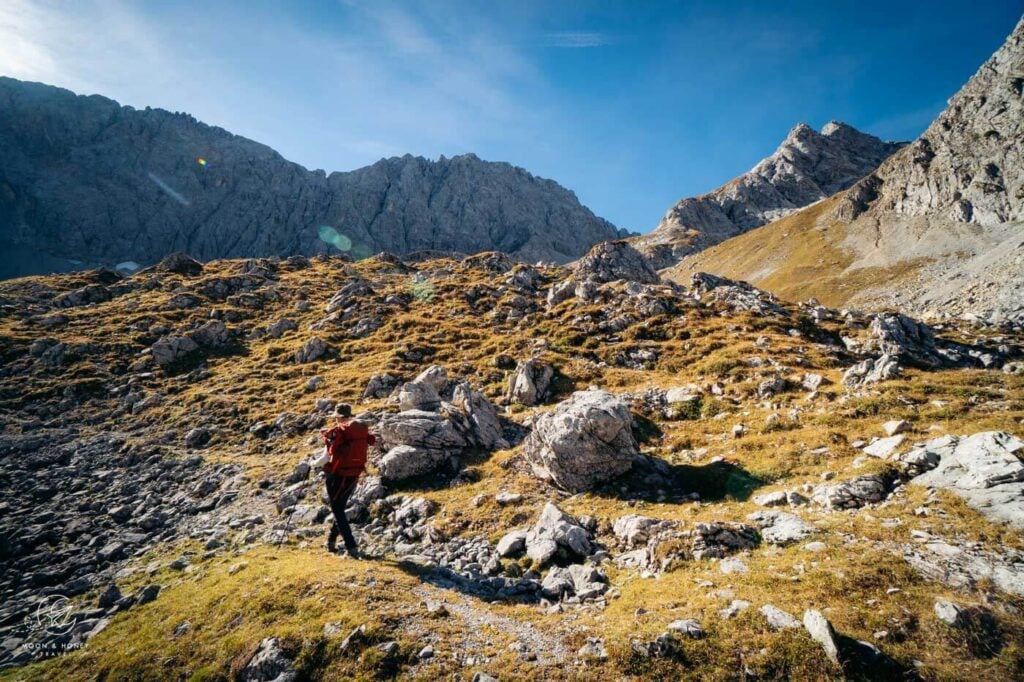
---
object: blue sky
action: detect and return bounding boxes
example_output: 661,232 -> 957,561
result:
1,1 -> 1021,233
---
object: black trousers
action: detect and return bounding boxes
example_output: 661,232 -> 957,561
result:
325,474 -> 360,551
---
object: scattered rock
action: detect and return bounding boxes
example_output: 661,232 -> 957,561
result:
761,604 -> 802,630
803,610 -> 840,665
746,510 -> 815,545
506,359 -> 554,406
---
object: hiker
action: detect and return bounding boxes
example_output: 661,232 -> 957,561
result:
320,403 -> 376,557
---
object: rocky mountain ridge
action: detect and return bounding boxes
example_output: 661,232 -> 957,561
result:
633,121 -> 905,269
671,16 -> 1024,324
0,77 -> 625,278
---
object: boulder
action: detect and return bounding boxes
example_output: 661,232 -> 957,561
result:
363,373 -> 400,400
496,529 -> 529,558
522,389 -> 638,492
813,474 -> 890,509
451,381 -> 504,449
761,604 -> 802,630
151,336 -> 198,367
506,359 -> 554,406
412,365 -> 449,393
546,279 -> 576,306
241,637 -> 297,682
612,514 -> 663,549
191,320 -> 229,347
524,502 -> 592,566
803,610 -> 840,665
325,278 -> 373,314
294,337 -> 328,364
842,354 -> 901,387
397,381 -> 441,411
863,435 -> 906,458
266,318 -> 298,338
154,252 -> 203,276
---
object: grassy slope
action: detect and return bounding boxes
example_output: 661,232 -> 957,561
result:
1,255 -> 1023,680
665,197 -> 928,308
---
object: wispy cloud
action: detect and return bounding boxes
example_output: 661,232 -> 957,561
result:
544,31 -> 609,48
0,0 -> 549,174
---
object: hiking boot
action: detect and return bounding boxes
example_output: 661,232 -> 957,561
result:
343,546 -> 361,560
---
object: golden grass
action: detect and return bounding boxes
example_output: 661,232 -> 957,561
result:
2,254 -> 1023,679
665,197 -> 932,308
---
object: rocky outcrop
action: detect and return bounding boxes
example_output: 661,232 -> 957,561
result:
0,77 -> 625,278
521,389 -> 638,492
901,432 -> 1024,528
634,122 -> 904,268
375,368 -> 505,482
572,241 -> 661,284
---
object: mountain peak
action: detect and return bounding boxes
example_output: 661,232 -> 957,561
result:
633,120 -> 906,269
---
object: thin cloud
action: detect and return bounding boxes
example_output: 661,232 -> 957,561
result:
545,31 -> 609,48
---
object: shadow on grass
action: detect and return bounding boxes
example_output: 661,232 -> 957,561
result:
589,455 -> 771,504
834,632 -> 922,681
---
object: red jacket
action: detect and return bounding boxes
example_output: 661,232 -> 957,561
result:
323,420 -> 376,476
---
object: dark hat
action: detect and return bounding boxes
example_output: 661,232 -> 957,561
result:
333,403 -> 353,418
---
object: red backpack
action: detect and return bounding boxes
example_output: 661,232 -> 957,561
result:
323,420 -> 376,476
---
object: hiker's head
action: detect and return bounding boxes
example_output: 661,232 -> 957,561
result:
333,403 -> 352,421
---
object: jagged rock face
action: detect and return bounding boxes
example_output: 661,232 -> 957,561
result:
842,18 -> 1024,227
0,77 -> 623,278
634,121 -> 904,268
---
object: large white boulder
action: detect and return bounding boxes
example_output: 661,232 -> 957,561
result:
522,389 -> 638,492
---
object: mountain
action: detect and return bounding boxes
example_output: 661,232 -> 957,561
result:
633,121 -> 905,269
0,77 -> 624,278
669,16 -> 1024,324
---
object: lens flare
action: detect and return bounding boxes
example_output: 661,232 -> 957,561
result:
146,170 -> 190,206
317,225 -> 353,252
197,157 -> 207,167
